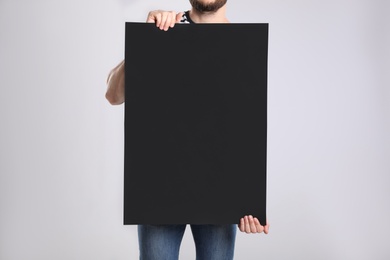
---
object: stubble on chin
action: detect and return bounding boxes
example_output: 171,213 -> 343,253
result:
189,0 -> 227,13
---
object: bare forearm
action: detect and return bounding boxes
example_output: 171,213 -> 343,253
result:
106,60 -> 125,105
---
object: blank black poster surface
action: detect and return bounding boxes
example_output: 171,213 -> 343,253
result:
124,23 -> 268,225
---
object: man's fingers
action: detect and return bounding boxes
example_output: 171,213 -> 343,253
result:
146,17 -> 155,23
249,215 -> 257,233
244,216 -> 251,233
264,225 -> 269,234
146,11 -> 156,23
239,215 -> 270,234
170,17 -> 176,28
163,15 -> 172,30
238,218 -> 245,232
159,13 -> 168,30
147,10 -> 181,30
170,11 -> 178,27
254,217 -> 264,233
146,11 -> 162,26
264,218 -> 270,234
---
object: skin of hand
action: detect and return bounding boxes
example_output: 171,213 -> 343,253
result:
238,215 -> 270,234
146,10 -> 184,31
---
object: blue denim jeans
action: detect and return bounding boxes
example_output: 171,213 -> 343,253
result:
138,224 -> 237,260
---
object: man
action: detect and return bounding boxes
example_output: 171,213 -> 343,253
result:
106,1 -> 269,259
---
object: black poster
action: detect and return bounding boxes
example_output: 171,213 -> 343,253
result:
124,22 -> 268,225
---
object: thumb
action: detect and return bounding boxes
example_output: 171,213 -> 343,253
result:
146,12 -> 156,23
146,16 -> 155,23
176,12 -> 184,23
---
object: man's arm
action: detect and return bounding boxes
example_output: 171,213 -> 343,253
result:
105,11 -> 184,105
106,60 -> 125,105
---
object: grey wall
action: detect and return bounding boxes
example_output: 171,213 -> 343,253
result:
0,0 -> 389,259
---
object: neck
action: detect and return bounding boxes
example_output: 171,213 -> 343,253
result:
189,5 -> 229,23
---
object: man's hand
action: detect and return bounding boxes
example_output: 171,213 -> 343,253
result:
146,10 -> 184,31
238,215 -> 270,234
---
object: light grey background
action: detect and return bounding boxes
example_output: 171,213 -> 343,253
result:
0,0 -> 389,259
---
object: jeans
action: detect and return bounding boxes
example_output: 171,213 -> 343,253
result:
138,224 -> 237,260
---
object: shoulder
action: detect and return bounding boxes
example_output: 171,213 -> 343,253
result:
179,11 -> 194,24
